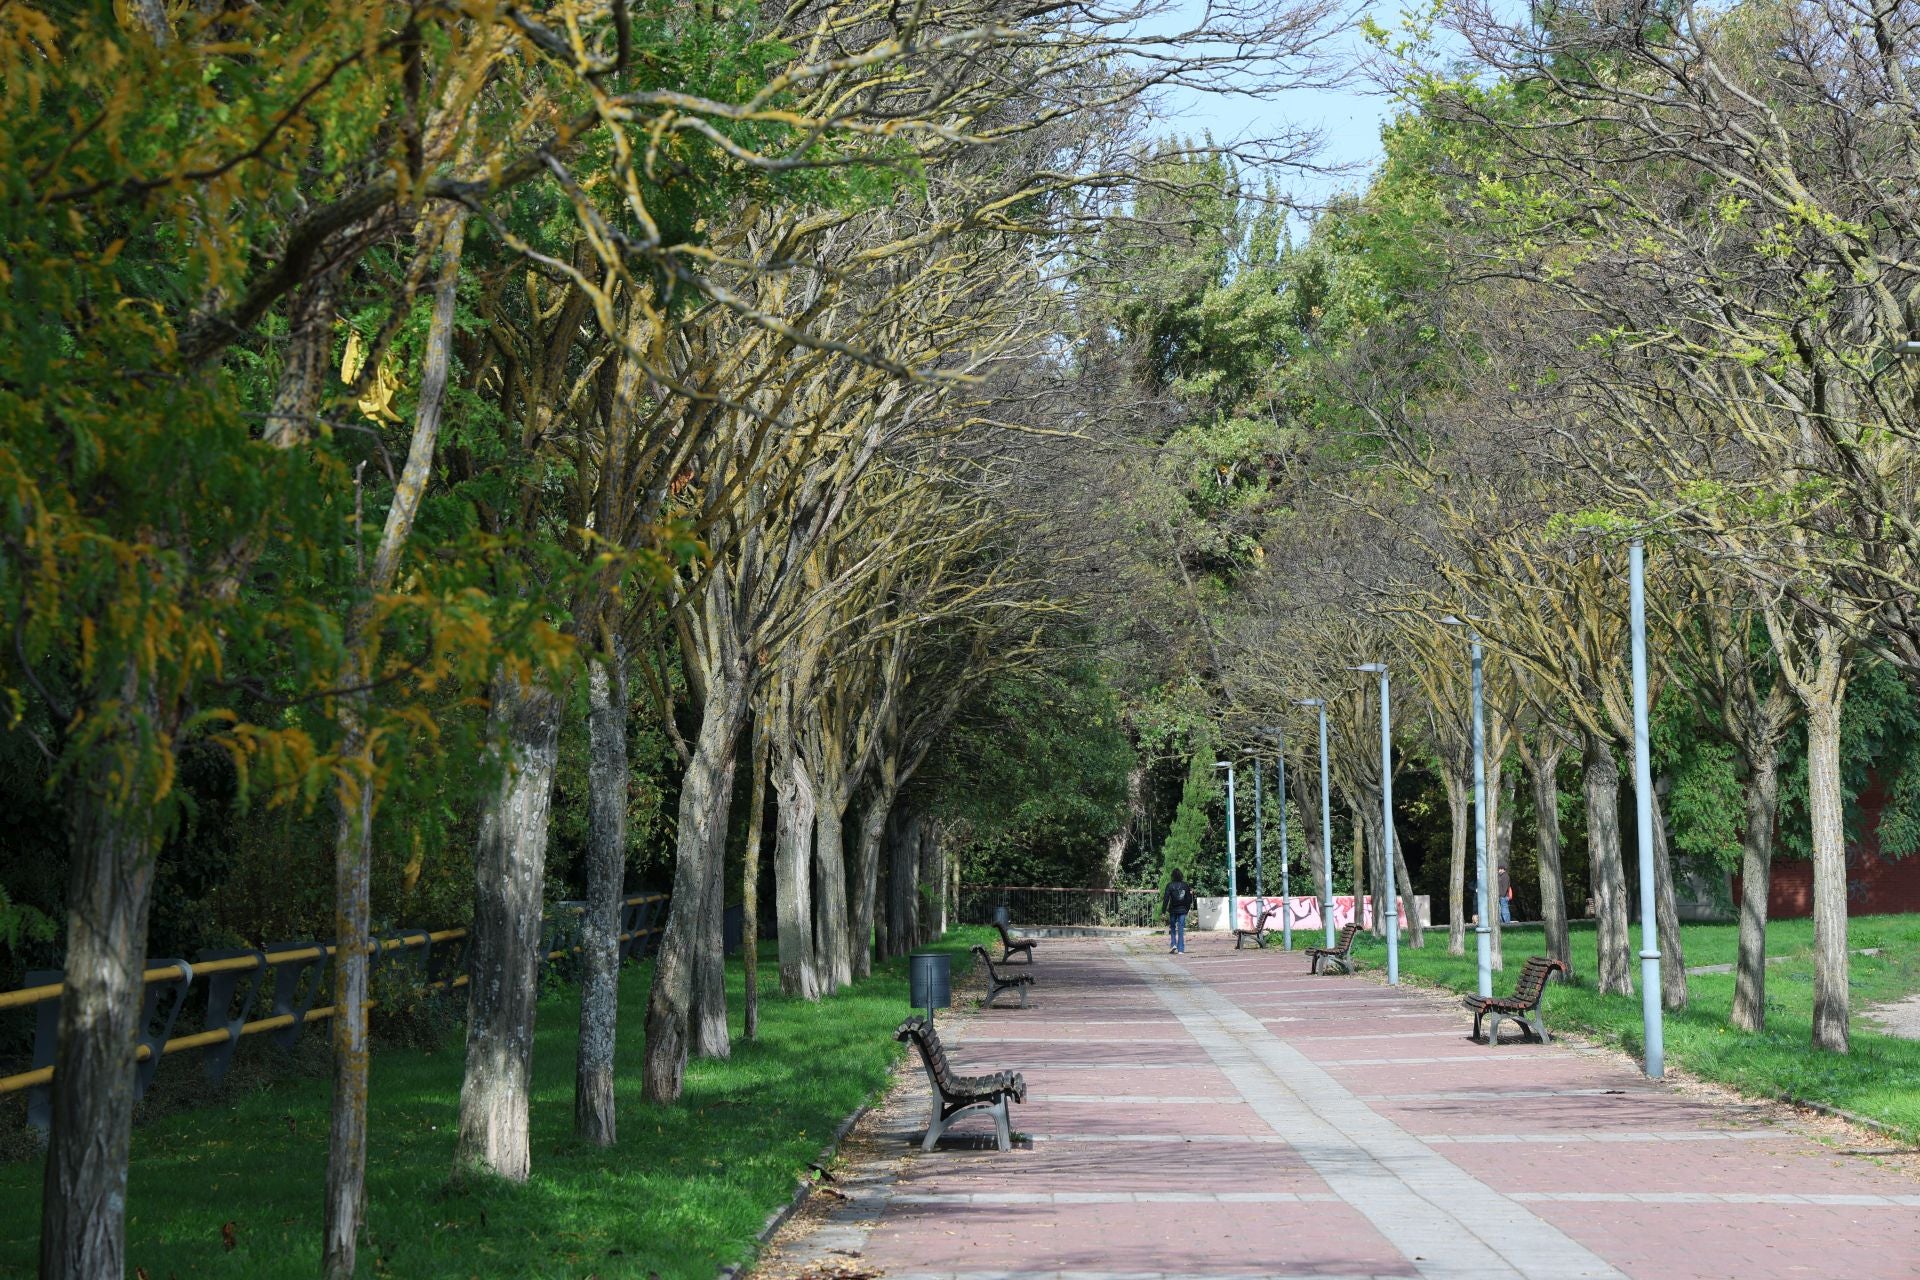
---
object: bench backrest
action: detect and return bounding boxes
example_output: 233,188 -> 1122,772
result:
895,1015 -> 960,1092
969,944 -> 1000,977
1250,901 -> 1277,929
1511,956 -> 1568,1003
1335,922 -> 1361,952
995,921 -> 1020,946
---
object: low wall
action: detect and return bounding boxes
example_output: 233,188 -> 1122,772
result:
1189,894 -> 1432,933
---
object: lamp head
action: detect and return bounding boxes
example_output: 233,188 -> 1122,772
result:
1348,663 -> 1388,673
1896,338 -> 1920,357
1294,697 -> 1324,708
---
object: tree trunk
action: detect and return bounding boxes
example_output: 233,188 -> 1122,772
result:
1350,812 -> 1367,931
1097,762 -> 1146,889
1806,693 -> 1850,1052
1583,732 -> 1633,996
920,819 -> 947,939
689,796 -> 732,1060
643,674 -> 749,1102
1730,749 -> 1780,1033
322,700 -> 373,1273
1363,804 -> 1389,938
1443,764 -> 1470,955
40,755 -> 161,1280
575,644 -> 627,1146
1649,782 -> 1688,1011
1390,817 -> 1423,947
1532,737 -> 1571,972
263,278 -> 336,448
454,664 -> 565,1181
743,717 -> 770,1039
873,801 -> 892,961
849,782 -> 891,980
1487,760 -> 1511,972
773,737 -> 820,999
813,796 -> 853,993
1294,765 -> 1328,904
887,809 -> 923,956
127,0 -> 172,44
323,209 -> 464,1276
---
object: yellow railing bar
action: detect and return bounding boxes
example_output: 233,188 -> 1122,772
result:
0,895 -> 666,1094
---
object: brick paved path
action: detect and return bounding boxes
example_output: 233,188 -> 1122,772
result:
762,934 -> 1920,1280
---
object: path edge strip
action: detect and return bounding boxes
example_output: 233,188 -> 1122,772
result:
1384,966 -> 1914,1144
718,1093 -> 880,1280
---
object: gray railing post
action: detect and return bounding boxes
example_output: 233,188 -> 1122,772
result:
198,948 -> 268,1086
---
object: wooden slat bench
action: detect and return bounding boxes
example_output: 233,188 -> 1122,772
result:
1233,901 -> 1279,950
1464,955 -> 1568,1045
971,944 -> 1034,1008
1306,922 -> 1361,974
995,921 -> 1036,965
895,1016 -> 1026,1151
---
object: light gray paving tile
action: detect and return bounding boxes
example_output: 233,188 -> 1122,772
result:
1125,948 -> 1628,1280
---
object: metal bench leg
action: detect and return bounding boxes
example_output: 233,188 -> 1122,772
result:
1527,1011 -> 1550,1043
1017,985 -> 1029,1009
993,1100 -> 1011,1152
924,1103 -> 947,1152
1486,1012 -> 1506,1046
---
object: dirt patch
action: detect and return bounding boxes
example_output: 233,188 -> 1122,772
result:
1863,992 -> 1920,1042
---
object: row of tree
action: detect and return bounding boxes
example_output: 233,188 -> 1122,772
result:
0,2 -> 1339,1279
1069,0 -> 1920,1075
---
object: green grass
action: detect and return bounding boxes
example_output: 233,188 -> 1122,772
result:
1345,915 -> 1920,1140
0,929 -> 990,1279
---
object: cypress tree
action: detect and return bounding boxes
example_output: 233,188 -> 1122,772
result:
1160,735 -> 1220,891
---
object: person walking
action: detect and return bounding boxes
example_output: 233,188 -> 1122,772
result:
1164,870 -> 1196,955
1497,861 -> 1513,924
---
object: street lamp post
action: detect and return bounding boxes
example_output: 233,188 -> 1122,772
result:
1630,539 -> 1666,1078
1444,616 -> 1495,1000
1276,742 -> 1292,951
1350,663 -> 1399,985
1296,699 -> 1336,947
1216,761 -> 1239,935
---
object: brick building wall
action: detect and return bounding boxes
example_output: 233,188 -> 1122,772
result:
1733,771 -> 1920,918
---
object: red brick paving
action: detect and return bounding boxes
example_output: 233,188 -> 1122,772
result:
766,932 -> 1920,1280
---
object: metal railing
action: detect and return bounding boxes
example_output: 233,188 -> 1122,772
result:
957,885 -> 1161,929
0,892 -> 667,1129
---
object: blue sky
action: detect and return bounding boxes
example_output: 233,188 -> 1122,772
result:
1157,7 -> 1404,216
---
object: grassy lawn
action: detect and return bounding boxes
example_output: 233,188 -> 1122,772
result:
1345,915 -> 1920,1140
0,929 -> 989,1279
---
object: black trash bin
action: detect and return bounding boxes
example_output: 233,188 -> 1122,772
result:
909,951 -> 951,1020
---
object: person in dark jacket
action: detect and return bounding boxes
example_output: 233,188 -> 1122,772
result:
1163,871 -> 1196,955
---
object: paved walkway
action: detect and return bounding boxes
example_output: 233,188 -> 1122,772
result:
758,934 -> 1920,1280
